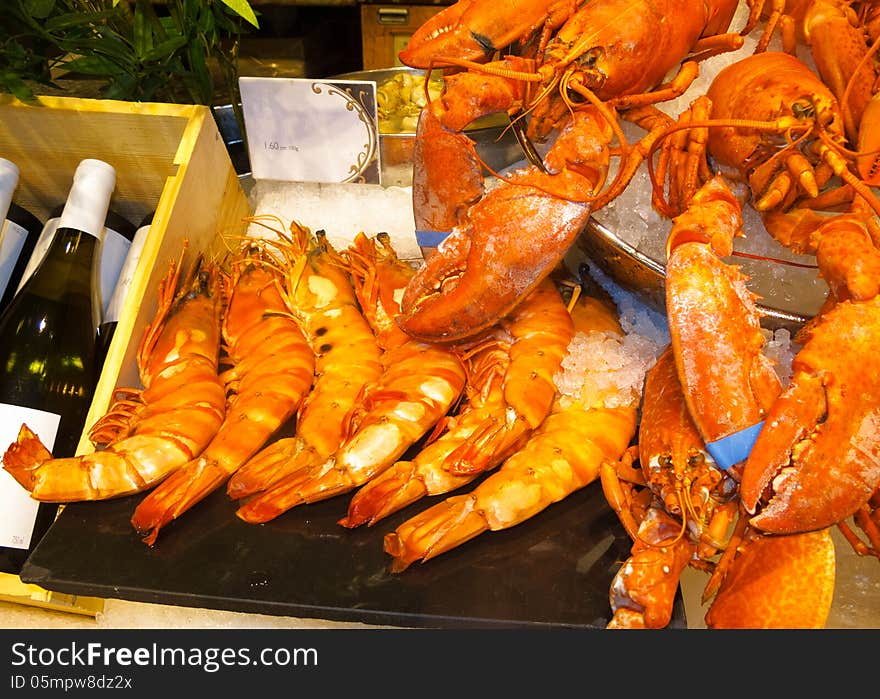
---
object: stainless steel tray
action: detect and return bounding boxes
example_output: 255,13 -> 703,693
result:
572,214 -> 827,336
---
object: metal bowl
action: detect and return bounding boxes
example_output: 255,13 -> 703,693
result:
332,67 -> 524,187
565,6 -> 830,335
571,217 -> 820,336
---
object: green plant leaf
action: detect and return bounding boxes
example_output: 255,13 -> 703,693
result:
60,53 -> 124,76
3,78 -> 37,102
141,36 -> 187,62
4,0 -> 250,112
219,0 -> 259,28
198,6 -> 216,36
23,0 -> 56,20
132,2 -> 152,58
186,40 -> 213,103
101,72 -> 138,100
45,9 -> 117,32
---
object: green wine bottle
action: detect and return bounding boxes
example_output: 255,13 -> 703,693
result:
95,210 -> 153,381
0,158 -> 116,575
0,158 -> 43,316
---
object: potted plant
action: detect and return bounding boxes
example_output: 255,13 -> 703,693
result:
0,0 -> 259,152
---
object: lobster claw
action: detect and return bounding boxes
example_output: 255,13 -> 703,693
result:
705,528 -> 835,629
397,167 -> 591,342
398,0 -> 576,69
741,297 -> 880,533
857,93 -> 880,186
400,103 -> 614,343
399,0 -> 487,68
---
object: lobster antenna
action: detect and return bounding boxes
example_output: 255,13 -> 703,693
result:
417,55 -> 544,83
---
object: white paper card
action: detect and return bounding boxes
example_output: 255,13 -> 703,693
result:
240,77 -> 381,184
0,404 -> 60,549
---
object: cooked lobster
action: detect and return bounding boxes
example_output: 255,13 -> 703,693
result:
747,0 -> 880,165
602,345 -> 836,629
395,0 -> 745,343
661,171 -> 880,557
655,46 -> 880,251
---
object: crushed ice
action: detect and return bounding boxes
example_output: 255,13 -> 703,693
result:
555,263 -> 669,410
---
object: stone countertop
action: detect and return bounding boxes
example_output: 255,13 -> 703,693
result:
0,598 -> 392,630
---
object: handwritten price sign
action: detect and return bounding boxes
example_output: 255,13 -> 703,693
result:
239,76 -> 381,184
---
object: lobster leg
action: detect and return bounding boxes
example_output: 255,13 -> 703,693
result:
836,493 -> 880,559
599,448 -> 649,542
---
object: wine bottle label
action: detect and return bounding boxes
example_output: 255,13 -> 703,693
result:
0,404 -> 60,550
0,218 -> 28,301
99,226 -> 134,318
104,222 -> 149,323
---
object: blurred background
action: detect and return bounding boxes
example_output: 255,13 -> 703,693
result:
234,1 -> 454,89
0,1 -> 454,175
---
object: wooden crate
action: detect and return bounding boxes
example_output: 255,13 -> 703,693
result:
0,95 -> 252,456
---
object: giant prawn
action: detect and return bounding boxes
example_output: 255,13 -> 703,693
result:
234,233 -> 467,524
130,242 -> 317,545
225,222 -> 383,502
384,281 -> 638,572
3,249 -> 227,502
340,276 -> 574,528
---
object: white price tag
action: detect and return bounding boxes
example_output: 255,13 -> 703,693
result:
239,76 -> 381,184
0,405 -> 60,549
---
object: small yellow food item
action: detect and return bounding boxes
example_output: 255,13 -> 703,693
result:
376,71 -> 443,134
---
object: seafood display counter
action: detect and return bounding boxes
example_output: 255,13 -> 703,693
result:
4,71 -> 879,628
1,93 -> 682,629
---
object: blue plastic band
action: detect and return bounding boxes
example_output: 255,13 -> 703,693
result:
415,229 -> 451,247
706,421 -> 765,470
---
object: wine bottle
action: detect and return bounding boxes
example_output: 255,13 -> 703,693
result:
97,208 -> 137,318
95,210 -> 153,379
0,158 -> 116,575
15,204 -> 136,319
0,158 -> 43,315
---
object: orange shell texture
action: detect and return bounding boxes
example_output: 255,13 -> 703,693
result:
705,528 -> 836,629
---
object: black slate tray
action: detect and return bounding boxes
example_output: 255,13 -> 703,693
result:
19,473 -> 686,628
